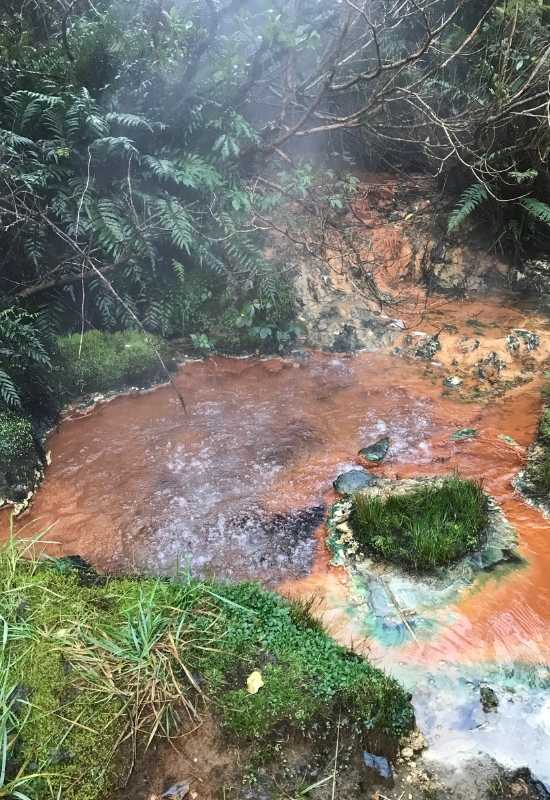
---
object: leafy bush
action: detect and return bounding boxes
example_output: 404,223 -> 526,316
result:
55,330 -> 172,398
0,308 -> 53,413
1,540 -> 413,800
350,477 -> 488,571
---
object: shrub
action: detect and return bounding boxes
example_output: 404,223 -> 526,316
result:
350,477 -> 488,571
55,330 -> 172,399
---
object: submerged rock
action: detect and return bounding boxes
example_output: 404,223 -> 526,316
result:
480,685 -> 499,713
362,751 -> 394,787
333,469 -> 377,495
359,436 -> 390,463
414,334 -> 441,360
506,329 -> 540,355
451,427 -> 477,441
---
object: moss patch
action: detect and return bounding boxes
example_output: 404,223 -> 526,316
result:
2,542 -> 413,800
54,330 -> 173,399
350,476 -> 488,571
0,412 -> 37,498
519,386 -> 550,503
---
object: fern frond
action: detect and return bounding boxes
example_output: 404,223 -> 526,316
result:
448,183 -> 489,232
520,198 -> 550,226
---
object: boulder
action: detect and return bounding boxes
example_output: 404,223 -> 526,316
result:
359,436 -> 390,463
333,469 -> 377,495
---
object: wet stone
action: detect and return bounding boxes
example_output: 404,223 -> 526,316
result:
480,685 -> 499,713
333,469 -> 377,495
358,436 -> 390,463
362,751 -> 394,787
161,782 -> 190,799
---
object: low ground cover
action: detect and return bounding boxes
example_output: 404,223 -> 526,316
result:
1,536 -> 413,800
350,476 -> 488,571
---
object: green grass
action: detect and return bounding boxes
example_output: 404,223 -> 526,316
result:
350,476 -> 488,571
54,330 -> 173,399
1,535 -> 413,800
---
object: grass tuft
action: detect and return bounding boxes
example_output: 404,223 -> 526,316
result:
350,476 -> 488,571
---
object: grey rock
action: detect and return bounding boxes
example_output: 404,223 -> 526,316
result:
333,469 -> 377,495
162,781 -> 190,799
444,375 -> 463,388
362,751 -> 394,786
480,685 -> 499,713
359,436 -> 390,463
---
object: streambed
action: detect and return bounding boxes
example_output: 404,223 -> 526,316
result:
11,294 -> 550,788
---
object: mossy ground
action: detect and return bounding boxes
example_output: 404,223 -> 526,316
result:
349,477 -> 488,572
1,539 -> 413,800
54,330 -> 173,399
0,413 -> 38,498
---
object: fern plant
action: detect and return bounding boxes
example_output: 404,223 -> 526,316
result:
447,183 -> 489,232
0,308 -> 52,412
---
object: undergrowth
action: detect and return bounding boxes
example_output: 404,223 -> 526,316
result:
350,476 -> 488,571
0,535 -> 413,800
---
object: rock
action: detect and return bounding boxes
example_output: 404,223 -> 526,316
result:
477,351 -> 506,381
506,329 -> 540,355
451,428 -> 477,441
359,436 -> 390,463
362,751 -> 394,787
480,685 -> 499,712
414,335 -> 441,360
401,747 -> 414,760
333,469 -> 377,495
444,375 -> 463,388
409,731 -> 427,752
161,782 -> 190,799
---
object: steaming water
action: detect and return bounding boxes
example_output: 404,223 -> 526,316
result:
12,327 -> 550,785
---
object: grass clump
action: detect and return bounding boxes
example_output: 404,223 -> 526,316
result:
54,330 -> 173,399
350,476 -> 488,571
1,536 -> 413,800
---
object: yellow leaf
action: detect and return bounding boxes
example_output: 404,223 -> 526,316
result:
246,670 -> 264,694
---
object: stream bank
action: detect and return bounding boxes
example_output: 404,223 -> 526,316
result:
5,176 -> 550,798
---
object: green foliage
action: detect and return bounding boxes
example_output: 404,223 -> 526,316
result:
1,538 -> 413,800
448,184 -> 489,233
520,199 -> 550,226
55,330 -> 171,398
0,2 -> 296,360
0,308 -> 52,413
350,477 -> 488,571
